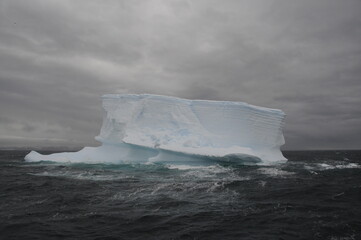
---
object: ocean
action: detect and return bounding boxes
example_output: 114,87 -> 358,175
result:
0,150 -> 360,239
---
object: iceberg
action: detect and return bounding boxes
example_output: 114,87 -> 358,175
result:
25,94 -> 287,165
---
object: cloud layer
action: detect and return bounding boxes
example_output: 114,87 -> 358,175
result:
1,0 -> 361,149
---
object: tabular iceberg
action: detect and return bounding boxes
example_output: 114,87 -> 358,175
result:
25,94 -> 287,165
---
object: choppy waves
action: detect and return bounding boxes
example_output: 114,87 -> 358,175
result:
1,150 -> 361,239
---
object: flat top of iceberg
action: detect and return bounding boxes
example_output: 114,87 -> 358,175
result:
101,94 -> 285,115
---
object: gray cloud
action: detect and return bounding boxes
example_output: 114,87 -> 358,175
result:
0,0 -> 360,150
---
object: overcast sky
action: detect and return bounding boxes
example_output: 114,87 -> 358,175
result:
1,0 -> 360,150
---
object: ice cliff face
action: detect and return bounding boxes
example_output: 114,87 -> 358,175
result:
25,94 -> 287,165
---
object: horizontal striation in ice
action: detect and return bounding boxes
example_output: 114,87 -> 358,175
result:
25,94 -> 287,165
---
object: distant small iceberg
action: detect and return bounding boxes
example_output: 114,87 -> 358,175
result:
25,94 -> 287,165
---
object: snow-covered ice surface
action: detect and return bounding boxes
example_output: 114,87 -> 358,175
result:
25,94 -> 287,165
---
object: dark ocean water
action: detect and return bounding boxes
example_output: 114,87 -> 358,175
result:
0,150 -> 361,240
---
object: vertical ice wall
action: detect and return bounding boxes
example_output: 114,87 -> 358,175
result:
95,94 -> 286,163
